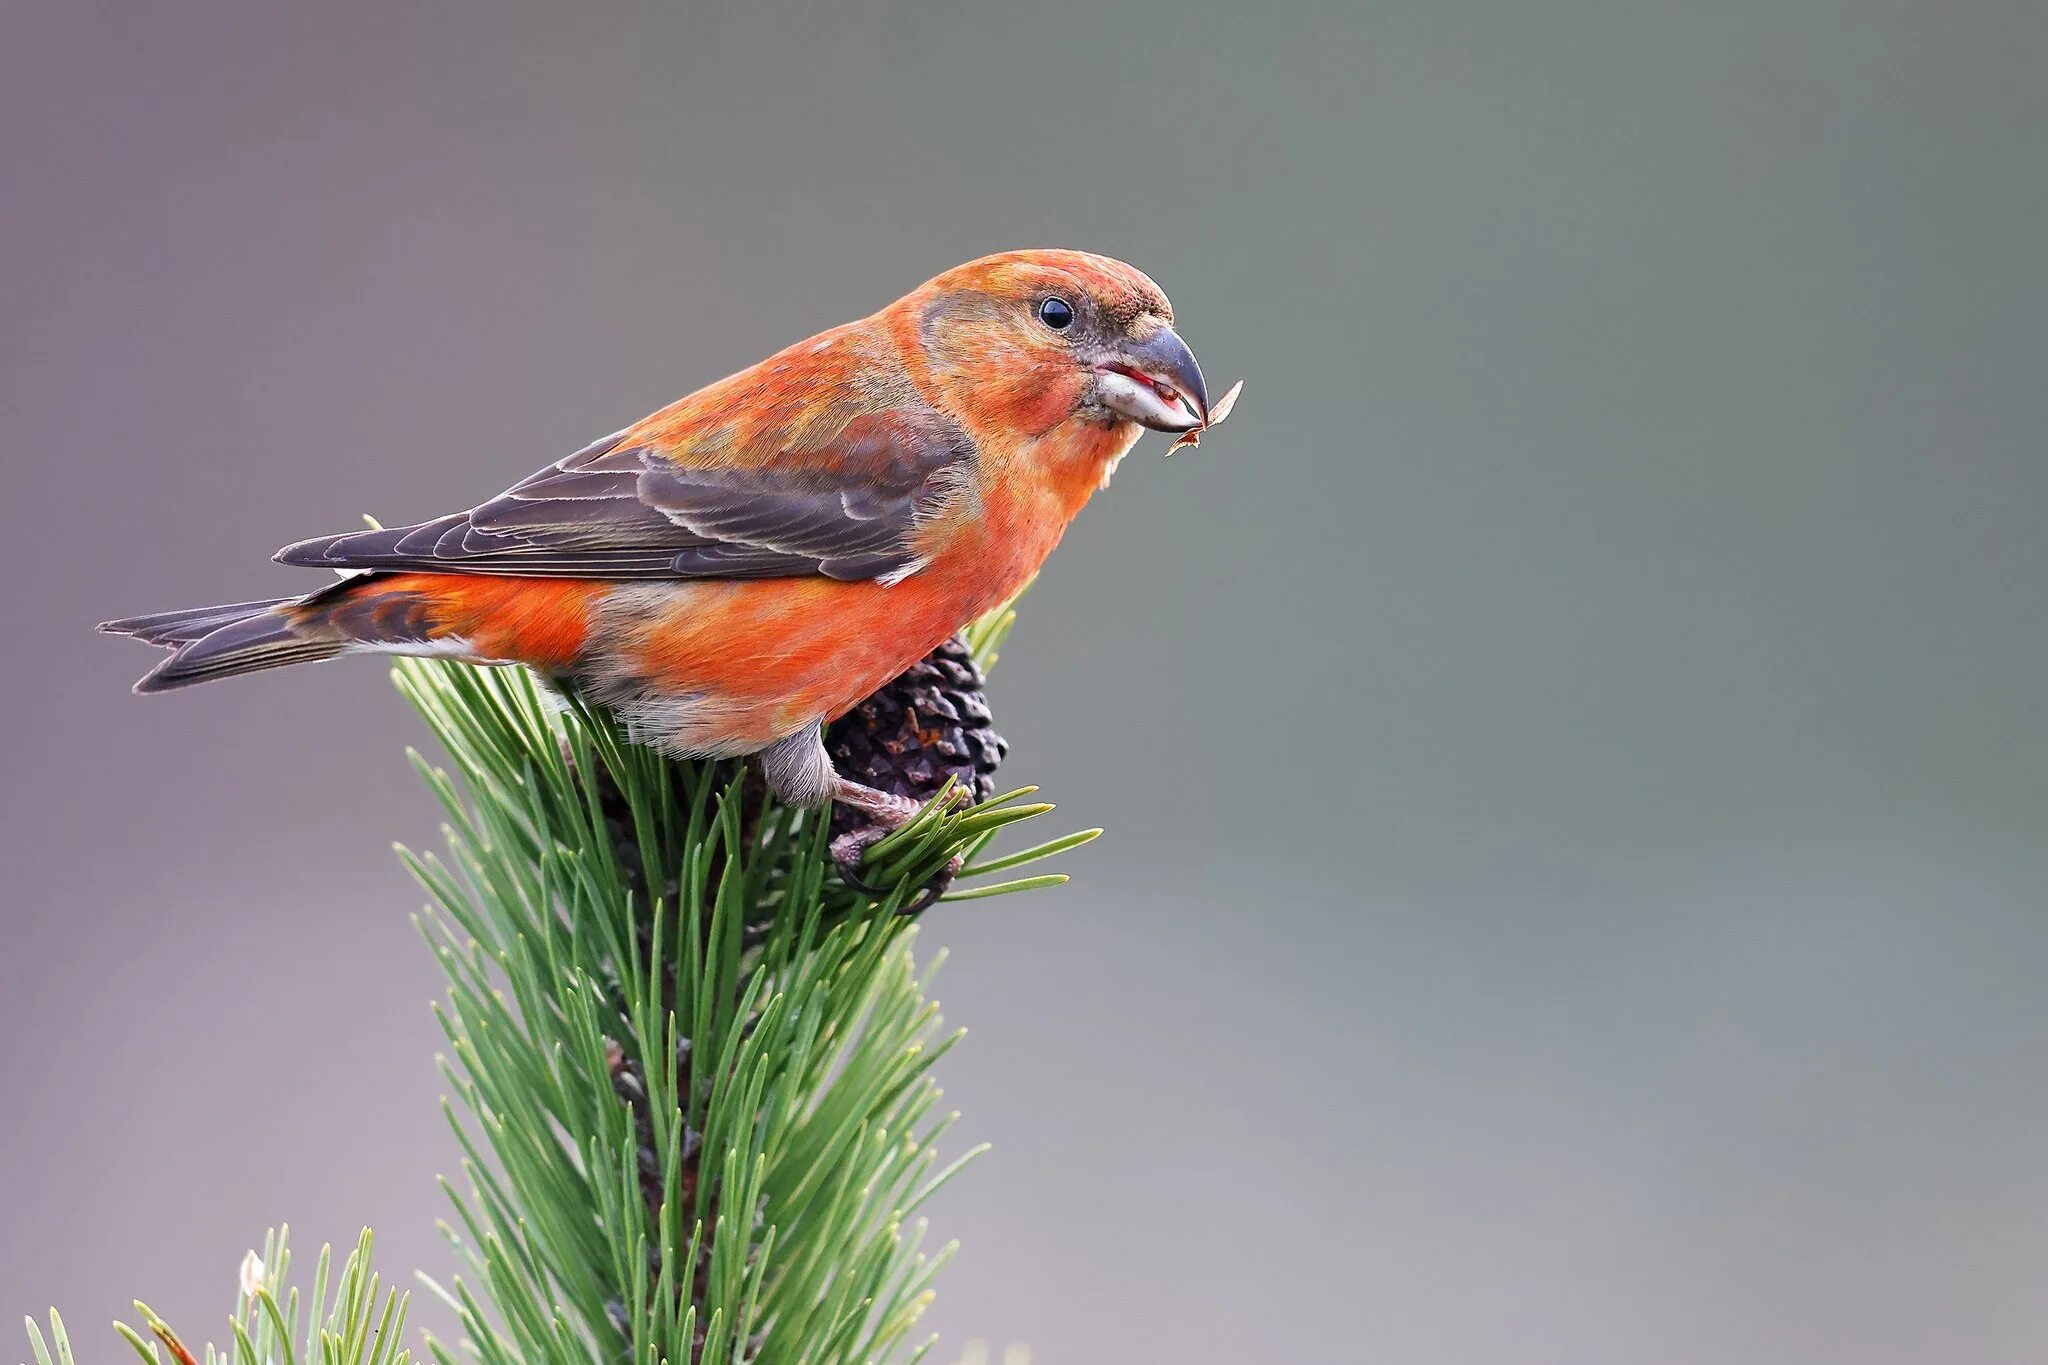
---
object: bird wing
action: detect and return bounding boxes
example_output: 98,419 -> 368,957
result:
277,326 -> 975,583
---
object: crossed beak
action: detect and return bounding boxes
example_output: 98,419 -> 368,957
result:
1093,322 -> 1210,433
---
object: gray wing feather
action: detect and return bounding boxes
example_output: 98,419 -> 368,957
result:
275,418 -> 974,582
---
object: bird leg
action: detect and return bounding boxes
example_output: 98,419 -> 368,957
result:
826,776 -> 967,915
824,777 -> 918,880
753,724 -> 962,913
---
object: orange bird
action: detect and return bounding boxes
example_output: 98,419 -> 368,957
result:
103,249 -> 1225,867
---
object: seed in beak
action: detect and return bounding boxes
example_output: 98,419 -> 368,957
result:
1165,379 -> 1245,455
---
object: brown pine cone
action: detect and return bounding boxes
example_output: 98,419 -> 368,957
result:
825,633 -> 1008,841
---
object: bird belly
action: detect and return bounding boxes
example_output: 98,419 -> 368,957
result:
576,574 -> 996,759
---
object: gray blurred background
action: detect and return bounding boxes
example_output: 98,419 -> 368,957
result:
4,1 -> 2045,1360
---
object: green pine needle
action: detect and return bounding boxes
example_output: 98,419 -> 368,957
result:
26,593 -> 1079,1365
961,829 -> 1103,878
939,875 -> 1071,902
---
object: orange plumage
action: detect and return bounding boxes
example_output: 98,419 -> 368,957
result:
102,249 -> 1226,859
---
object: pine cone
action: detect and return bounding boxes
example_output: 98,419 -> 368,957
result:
825,634 -> 1007,841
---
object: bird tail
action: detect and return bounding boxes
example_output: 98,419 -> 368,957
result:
100,576 -> 443,694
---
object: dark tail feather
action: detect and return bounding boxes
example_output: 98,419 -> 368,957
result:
110,599 -> 347,694
99,598 -> 296,647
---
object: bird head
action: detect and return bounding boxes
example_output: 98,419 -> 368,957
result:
900,249 -> 1211,441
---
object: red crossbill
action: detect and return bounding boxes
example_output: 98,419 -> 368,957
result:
102,249 -> 1226,868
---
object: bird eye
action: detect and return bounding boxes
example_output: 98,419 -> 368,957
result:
1036,296 -> 1074,331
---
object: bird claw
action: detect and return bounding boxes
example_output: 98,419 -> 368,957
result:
830,829 -> 964,915
829,787 -> 971,915
899,855 -> 964,915
829,824 -> 895,895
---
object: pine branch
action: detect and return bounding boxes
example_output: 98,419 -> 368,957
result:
396,651 -> 1056,1364
20,1228 -> 415,1365
24,603 -> 1087,1365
